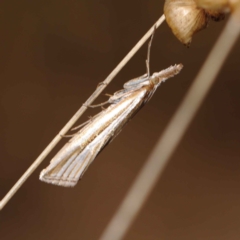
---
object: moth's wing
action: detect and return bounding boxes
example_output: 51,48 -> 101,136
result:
40,110 -> 131,187
123,74 -> 149,89
40,131 -> 112,187
108,89 -> 136,104
109,79 -> 149,104
40,88 -> 148,187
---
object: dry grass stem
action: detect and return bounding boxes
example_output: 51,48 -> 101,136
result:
99,7 -> 240,240
0,15 -> 166,210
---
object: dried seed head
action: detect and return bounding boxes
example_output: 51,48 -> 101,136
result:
194,0 -> 239,12
164,0 -> 209,46
164,0 -> 228,46
195,0 -> 230,11
205,9 -> 226,21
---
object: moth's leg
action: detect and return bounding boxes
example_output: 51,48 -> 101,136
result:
108,89 -> 131,104
123,25 -> 156,90
146,25 -> 156,77
71,119 -> 91,131
83,100 -> 109,109
60,133 -> 77,138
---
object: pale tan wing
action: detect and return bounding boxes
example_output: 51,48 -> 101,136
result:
39,106 -> 135,187
39,131 -> 111,187
40,87 -> 149,187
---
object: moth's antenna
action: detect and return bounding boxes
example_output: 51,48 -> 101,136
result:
146,25 -> 156,77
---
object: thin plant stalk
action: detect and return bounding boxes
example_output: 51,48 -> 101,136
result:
0,15 -> 166,211
99,6 -> 240,240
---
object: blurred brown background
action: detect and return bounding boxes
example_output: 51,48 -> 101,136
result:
0,1 -> 240,239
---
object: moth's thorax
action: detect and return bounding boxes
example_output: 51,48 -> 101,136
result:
150,75 -> 161,86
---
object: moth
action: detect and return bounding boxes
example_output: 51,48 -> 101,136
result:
39,35 -> 183,187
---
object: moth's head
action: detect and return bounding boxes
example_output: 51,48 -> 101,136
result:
151,64 -> 183,85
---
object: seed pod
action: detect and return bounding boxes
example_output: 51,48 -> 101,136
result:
194,0 -> 239,12
195,0 -> 229,11
205,9 -> 226,21
164,0 -> 209,46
